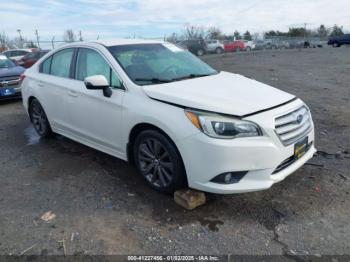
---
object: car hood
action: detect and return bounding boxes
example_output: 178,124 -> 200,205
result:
143,71 -> 295,116
0,66 -> 25,78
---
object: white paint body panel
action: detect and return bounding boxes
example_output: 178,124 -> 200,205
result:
21,40 -> 316,194
143,71 -> 295,116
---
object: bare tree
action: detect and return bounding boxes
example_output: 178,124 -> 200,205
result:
63,29 -> 77,43
166,32 -> 178,43
183,24 -> 205,39
79,31 -> 83,41
330,24 -> 344,37
0,31 -> 9,49
207,27 -> 223,39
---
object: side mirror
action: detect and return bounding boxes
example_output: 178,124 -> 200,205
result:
84,75 -> 112,98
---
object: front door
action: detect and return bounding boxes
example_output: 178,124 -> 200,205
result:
65,48 -> 125,156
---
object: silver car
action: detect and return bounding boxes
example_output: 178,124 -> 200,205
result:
205,39 -> 224,54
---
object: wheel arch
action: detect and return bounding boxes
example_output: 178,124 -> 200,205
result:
127,123 -> 184,168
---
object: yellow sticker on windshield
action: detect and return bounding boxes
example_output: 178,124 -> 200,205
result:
163,43 -> 183,52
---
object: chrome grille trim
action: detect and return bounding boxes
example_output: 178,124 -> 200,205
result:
0,79 -> 20,87
274,106 -> 312,146
0,76 -> 20,81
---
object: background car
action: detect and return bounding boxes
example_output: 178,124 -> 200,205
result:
1,49 -> 33,62
254,40 -> 266,50
205,39 -> 224,54
224,40 -> 245,52
177,39 -> 207,56
328,34 -> 350,47
0,55 -> 25,99
243,40 -> 256,51
17,50 -> 50,68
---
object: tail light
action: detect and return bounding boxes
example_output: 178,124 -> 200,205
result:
19,74 -> 26,84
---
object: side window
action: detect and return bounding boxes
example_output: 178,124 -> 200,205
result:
75,48 -> 122,89
50,49 -> 74,78
40,56 -> 52,74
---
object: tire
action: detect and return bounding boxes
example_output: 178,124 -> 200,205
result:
246,47 -> 251,52
196,49 -> 204,56
215,47 -> 223,54
134,129 -> 187,194
29,98 -> 53,138
333,43 -> 339,48
235,47 -> 241,52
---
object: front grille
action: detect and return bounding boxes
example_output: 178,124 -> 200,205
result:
272,142 -> 312,174
0,76 -> 20,81
0,76 -> 20,88
275,106 -> 312,146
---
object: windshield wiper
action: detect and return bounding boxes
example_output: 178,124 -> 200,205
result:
134,78 -> 171,84
171,73 -> 212,82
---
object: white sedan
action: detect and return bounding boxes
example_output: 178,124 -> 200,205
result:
21,39 -> 316,194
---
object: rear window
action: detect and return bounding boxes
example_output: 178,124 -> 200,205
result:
50,49 -> 74,78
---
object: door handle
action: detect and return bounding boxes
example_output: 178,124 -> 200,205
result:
68,90 -> 78,97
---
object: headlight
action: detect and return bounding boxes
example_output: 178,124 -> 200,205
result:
185,110 -> 262,139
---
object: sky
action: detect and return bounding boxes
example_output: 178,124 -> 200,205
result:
0,0 -> 349,42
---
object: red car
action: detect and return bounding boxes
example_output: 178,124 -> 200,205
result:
224,40 -> 245,52
18,50 -> 49,68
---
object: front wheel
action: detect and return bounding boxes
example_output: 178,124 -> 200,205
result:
29,99 -> 53,138
134,130 -> 187,194
333,43 -> 339,48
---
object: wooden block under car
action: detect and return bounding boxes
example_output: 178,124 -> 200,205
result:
174,189 -> 206,210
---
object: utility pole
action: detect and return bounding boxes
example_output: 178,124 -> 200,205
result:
17,29 -> 23,48
35,29 -> 40,49
304,23 -> 307,41
51,36 -> 55,49
79,31 -> 83,41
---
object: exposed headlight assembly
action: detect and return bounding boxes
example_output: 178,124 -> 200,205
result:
185,110 -> 262,139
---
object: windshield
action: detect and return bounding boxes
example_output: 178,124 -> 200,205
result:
107,43 -> 217,85
0,56 -> 15,69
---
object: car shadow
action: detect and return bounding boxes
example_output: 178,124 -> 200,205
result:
24,130 -> 328,234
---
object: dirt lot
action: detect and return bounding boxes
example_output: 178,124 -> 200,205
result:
0,48 -> 349,257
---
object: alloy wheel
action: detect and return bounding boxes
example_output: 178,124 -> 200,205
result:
137,137 -> 174,188
31,102 -> 47,135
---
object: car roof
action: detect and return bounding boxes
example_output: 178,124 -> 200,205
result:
94,39 -> 165,47
5,48 -> 32,52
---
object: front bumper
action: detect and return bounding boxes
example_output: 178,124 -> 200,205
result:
176,99 -> 316,194
0,85 -> 21,99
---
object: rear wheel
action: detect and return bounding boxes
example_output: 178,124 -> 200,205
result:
246,47 -> 251,52
29,99 -> 53,138
197,49 -> 204,56
134,130 -> 187,194
215,47 -> 223,54
333,42 -> 339,48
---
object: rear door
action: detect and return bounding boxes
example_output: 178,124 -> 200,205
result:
205,40 -> 215,51
65,47 -> 125,154
36,48 -> 75,132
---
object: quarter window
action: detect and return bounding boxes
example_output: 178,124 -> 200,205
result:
75,48 -> 122,89
40,56 -> 52,74
50,49 -> 74,78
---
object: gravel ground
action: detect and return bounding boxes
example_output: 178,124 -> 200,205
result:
0,47 -> 349,257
